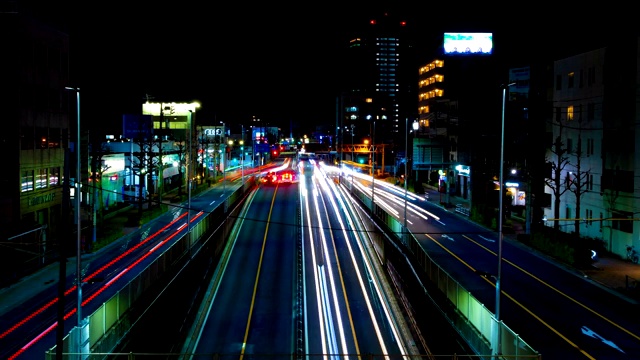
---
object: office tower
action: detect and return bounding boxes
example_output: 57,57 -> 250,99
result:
340,11 -> 416,153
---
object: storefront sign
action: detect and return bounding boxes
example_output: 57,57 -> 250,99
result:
28,192 -> 55,207
455,164 -> 471,176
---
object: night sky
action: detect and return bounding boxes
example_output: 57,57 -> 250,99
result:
22,1 -> 635,136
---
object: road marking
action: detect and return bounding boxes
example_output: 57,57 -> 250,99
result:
581,326 -> 625,353
478,235 -> 495,243
441,234 -> 454,242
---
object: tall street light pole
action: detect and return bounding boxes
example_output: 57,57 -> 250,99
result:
65,85 -> 84,354
350,124 -> 355,161
220,121 -> 227,201
403,118 -> 409,245
187,110 -> 194,247
240,125 -> 245,184
495,82 -> 515,356
403,119 -> 420,245
371,119 -> 376,215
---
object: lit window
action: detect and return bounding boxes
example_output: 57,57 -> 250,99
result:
567,105 -> 574,121
49,167 -> 60,186
21,170 -> 34,192
36,168 -> 47,189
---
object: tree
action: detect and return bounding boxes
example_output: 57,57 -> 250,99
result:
197,126 -> 214,182
566,127 -> 591,237
544,119 -> 571,230
174,139 -> 187,198
89,142 -> 112,225
130,120 -> 158,216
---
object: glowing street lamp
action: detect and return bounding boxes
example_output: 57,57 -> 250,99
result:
402,119 -> 420,244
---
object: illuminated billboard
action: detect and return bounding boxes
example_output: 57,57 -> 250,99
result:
443,32 -> 493,55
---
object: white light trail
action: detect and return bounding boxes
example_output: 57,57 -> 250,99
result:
302,176 -> 328,357
312,176 -> 350,358
317,169 -> 402,357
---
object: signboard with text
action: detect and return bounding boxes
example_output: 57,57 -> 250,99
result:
123,114 -> 153,139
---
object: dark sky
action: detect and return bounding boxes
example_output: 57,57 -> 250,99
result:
23,1 -> 637,135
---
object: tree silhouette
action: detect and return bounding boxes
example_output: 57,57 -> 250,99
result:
566,124 -> 591,237
130,119 -> 157,217
544,118 -> 571,230
89,141 -> 112,224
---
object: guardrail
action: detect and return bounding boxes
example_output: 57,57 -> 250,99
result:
455,204 -> 470,217
347,182 -> 538,358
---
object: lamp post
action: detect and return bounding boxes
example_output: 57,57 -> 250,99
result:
403,118 -> 409,245
220,121 -> 226,195
65,86 -> 84,355
495,82 -> 515,355
240,137 -> 245,184
371,119 -> 376,215
228,138 -> 235,187
403,119 -> 420,245
187,110 -> 195,241
350,124 -> 355,162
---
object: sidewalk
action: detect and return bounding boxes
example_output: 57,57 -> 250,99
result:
422,187 -> 640,304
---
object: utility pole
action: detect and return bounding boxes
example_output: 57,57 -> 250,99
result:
158,104 -> 164,205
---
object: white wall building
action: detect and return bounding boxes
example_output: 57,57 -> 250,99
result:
544,41 -> 640,258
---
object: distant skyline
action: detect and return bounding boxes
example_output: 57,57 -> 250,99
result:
19,1 -> 637,136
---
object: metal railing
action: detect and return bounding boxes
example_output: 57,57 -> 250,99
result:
455,204 -> 470,217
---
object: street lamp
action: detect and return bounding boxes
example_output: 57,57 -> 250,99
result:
65,85 -> 84,355
220,121 -> 227,195
403,118 -> 409,245
495,81 -> 515,355
240,137 -> 245,184
350,124 -> 355,162
402,119 -> 420,245
371,119 -> 376,215
187,109 -> 196,246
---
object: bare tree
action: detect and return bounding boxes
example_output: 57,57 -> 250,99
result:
130,120 -> 158,215
174,139 -> 187,198
566,127 -> 591,237
89,142 -> 111,223
544,119 -> 571,230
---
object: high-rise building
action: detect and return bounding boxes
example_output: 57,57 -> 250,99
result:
339,11 -> 416,162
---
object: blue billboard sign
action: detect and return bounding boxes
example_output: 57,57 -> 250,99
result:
123,114 -> 153,139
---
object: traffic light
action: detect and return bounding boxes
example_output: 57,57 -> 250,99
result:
272,149 -> 279,157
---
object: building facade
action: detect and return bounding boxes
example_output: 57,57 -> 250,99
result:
339,11 -> 416,163
544,40 -> 640,258
0,8 -> 71,283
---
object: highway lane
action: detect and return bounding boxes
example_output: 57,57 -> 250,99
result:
336,163 -> 640,358
189,158 -> 415,358
300,159 -> 410,357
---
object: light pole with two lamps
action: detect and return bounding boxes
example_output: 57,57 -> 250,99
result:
494,81 -> 515,356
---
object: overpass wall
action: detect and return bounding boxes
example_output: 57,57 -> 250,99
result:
344,179 -> 538,358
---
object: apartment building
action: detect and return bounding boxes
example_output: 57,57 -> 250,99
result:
544,39 -> 640,257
